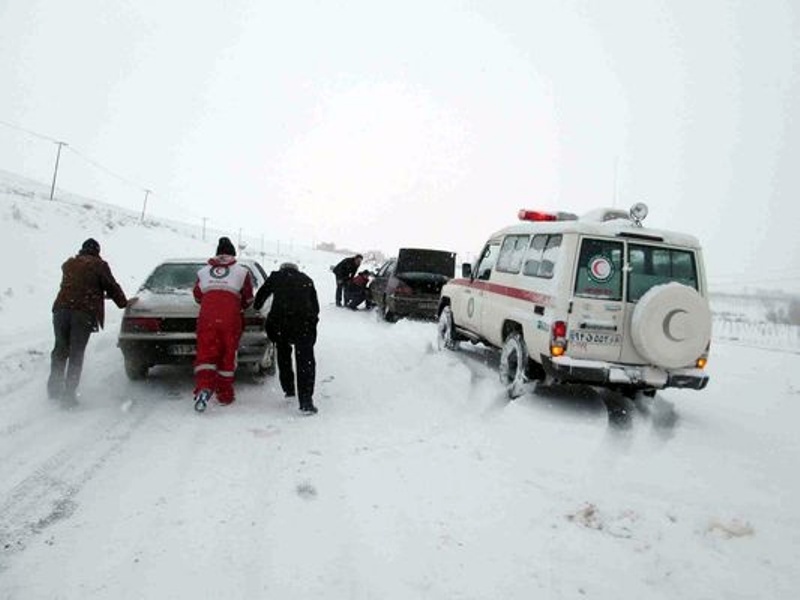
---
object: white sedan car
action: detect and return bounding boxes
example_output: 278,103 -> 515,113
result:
117,257 -> 275,380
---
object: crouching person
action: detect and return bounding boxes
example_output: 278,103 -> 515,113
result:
345,270 -> 372,310
192,237 -> 254,411
254,262 -> 320,415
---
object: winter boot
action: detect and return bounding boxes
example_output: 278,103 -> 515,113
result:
194,389 -> 213,413
299,400 -> 318,415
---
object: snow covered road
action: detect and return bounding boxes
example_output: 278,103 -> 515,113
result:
2,185 -> 798,598
1,304 -> 798,599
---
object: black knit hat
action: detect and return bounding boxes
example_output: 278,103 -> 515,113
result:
80,238 -> 101,256
216,236 -> 236,256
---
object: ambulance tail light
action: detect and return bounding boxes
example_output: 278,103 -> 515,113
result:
551,320 -> 568,356
696,342 -> 710,369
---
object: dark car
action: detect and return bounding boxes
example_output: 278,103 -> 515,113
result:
368,248 -> 456,321
117,257 -> 275,380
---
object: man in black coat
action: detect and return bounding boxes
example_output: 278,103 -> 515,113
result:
254,262 -> 320,414
332,254 -> 362,307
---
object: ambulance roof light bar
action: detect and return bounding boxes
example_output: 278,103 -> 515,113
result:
518,209 -> 578,222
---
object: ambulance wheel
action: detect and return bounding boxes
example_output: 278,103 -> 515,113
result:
499,332 -> 529,399
437,306 -> 459,351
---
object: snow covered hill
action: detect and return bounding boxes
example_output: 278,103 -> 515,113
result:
1,172 -> 799,599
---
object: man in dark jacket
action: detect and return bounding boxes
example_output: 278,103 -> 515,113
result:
254,262 -> 320,414
48,238 -> 128,405
332,254 -> 362,307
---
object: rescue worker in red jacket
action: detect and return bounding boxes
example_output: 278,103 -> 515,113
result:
192,237 -> 254,408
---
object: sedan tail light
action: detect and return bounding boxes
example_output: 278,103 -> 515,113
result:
244,315 -> 266,331
393,282 -> 413,296
122,317 -> 161,333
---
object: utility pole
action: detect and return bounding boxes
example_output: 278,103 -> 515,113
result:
140,189 -> 151,222
201,217 -> 208,241
49,141 -> 67,201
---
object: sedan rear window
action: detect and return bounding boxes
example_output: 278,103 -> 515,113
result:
143,263 -> 203,292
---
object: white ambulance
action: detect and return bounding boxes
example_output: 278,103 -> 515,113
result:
437,204 -> 711,398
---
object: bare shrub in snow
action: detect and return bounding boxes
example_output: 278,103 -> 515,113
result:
566,503 -> 603,530
10,204 -> 39,229
766,297 -> 800,325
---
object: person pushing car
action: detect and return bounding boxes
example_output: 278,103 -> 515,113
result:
254,261 -> 320,414
192,236 -> 254,411
49,237 -> 128,406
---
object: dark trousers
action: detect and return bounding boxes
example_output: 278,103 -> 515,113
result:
275,332 -> 316,407
48,309 -> 95,399
335,278 -> 345,306
345,286 -> 368,309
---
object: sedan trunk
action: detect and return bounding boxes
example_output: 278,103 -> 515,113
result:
396,248 -> 456,279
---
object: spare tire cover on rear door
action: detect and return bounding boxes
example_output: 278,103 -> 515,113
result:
630,282 -> 711,369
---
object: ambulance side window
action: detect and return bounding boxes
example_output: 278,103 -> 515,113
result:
496,235 -> 530,274
474,243 -> 500,281
523,234 -> 562,279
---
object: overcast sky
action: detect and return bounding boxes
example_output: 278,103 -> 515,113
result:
1,0 -> 798,291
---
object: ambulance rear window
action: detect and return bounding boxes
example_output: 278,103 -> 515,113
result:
627,245 -> 698,302
574,238 -> 623,300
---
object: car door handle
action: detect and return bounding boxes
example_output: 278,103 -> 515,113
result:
580,320 -> 617,331
604,304 -> 622,312
534,305 -> 545,315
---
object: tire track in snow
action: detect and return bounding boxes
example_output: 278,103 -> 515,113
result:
0,400 -> 156,571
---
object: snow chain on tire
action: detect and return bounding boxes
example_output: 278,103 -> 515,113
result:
499,332 -> 529,399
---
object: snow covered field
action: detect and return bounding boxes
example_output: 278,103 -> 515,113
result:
1,175 -> 799,599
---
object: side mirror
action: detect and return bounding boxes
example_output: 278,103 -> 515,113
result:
461,263 -> 472,278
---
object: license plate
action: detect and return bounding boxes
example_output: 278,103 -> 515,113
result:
569,331 -> 622,345
168,344 -> 196,356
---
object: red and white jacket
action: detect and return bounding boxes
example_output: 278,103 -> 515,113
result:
193,255 -> 254,314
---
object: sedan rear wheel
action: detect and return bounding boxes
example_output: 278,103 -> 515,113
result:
381,296 -> 397,323
124,355 -> 149,381
499,332 -> 529,399
256,342 -> 277,378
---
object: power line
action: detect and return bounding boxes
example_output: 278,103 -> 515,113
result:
0,118 -> 59,144
65,145 -> 148,192
0,117 -> 218,228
